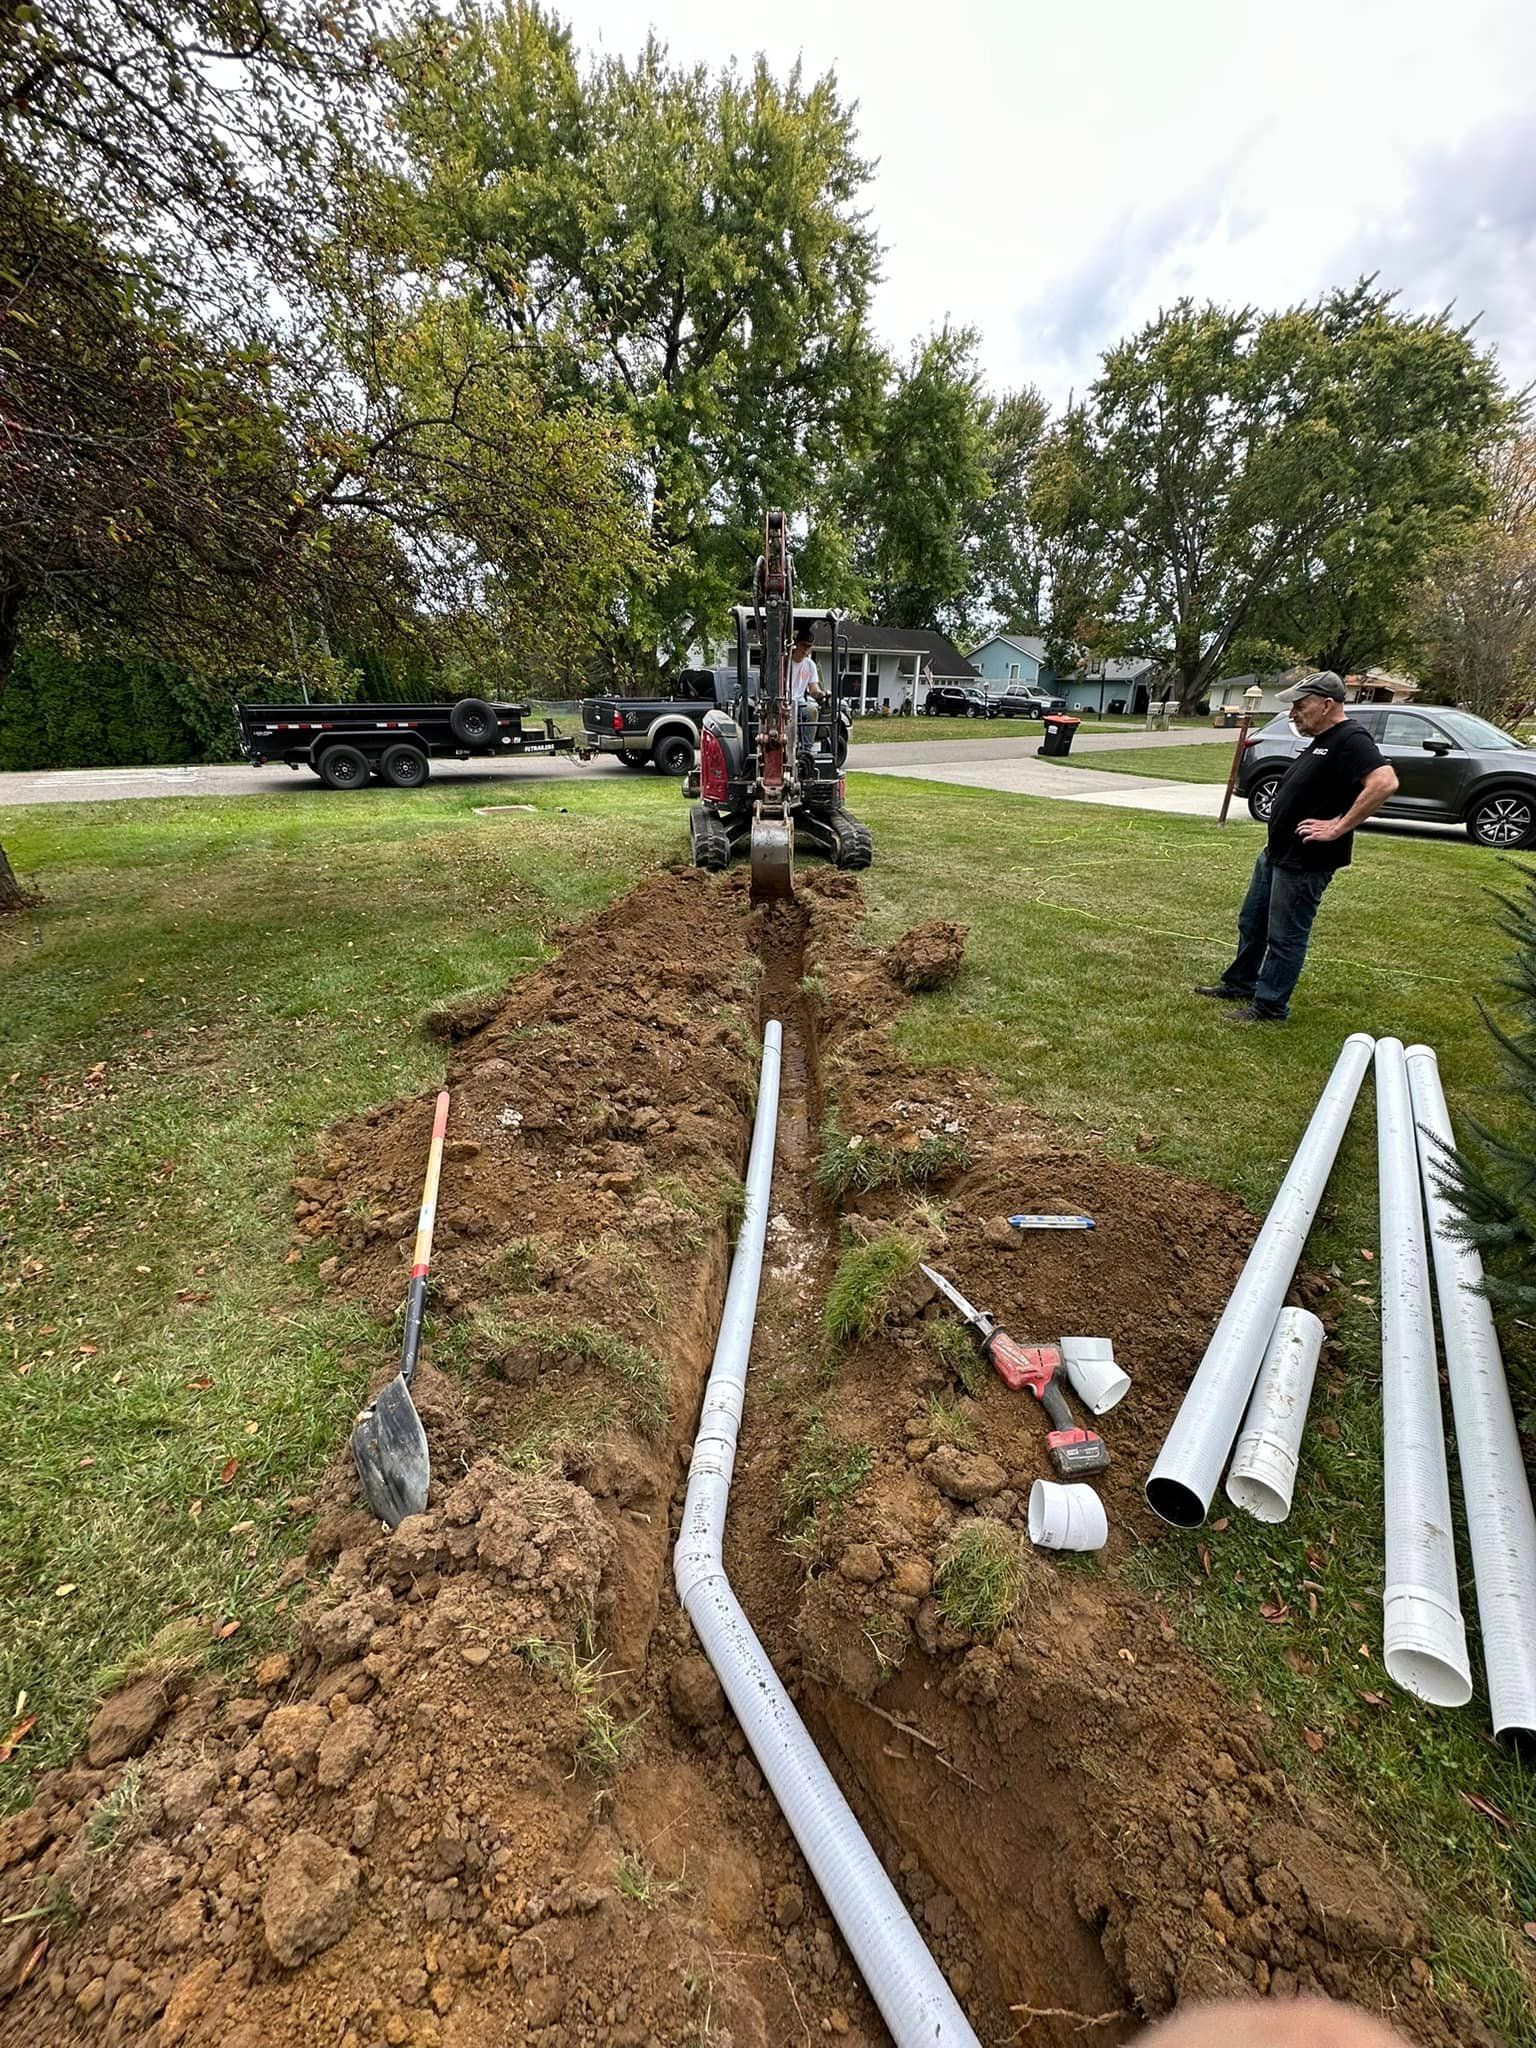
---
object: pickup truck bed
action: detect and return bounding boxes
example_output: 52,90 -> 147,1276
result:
581,671 -> 724,776
236,698 -> 575,789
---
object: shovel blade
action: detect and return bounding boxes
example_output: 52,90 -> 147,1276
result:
350,1374 -> 430,1529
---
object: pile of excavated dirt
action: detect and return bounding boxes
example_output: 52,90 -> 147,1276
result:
0,865 -> 1511,2048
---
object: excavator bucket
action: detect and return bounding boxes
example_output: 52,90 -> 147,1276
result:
748,810 -> 794,902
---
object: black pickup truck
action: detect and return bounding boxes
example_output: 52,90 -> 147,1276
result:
583,667 -> 852,774
235,697 -> 575,789
581,670 -> 726,775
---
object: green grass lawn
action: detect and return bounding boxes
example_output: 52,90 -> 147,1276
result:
2,773 -> 1531,2033
849,714 -> 1212,744
1054,738 -> 1249,782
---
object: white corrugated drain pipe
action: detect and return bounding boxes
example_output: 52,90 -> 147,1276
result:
1146,1032 -> 1375,1527
1405,1044 -> 1536,1745
1375,1037 -> 1471,1707
674,1020 -> 981,2048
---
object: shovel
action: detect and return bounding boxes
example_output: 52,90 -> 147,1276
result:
351,1088 -> 450,1527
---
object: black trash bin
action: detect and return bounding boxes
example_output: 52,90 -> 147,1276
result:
1038,715 -> 1081,758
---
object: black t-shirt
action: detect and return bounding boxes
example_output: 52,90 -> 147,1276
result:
1267,718 -> 1385,872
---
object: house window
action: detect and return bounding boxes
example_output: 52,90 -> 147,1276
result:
1007,662 -> 1019,681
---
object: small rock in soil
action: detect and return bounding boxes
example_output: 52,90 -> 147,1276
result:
774,1884 -> 805,1930
160,1762 -> 221,1829
524,1975 -> 567,2027
254,1651 -> 292,1691
891,1555 -> 932,1599
837,1543 -> 884,1585
316,1708 -> 378,1792
667,1655 -> 725,1730
159,1957 -> 223,2045
924,1445 -> 1007,1502
86,1676 -> 168,1767
261,1832 -> 361,1967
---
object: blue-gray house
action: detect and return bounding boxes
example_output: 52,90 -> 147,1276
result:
966,634 -> 1053,690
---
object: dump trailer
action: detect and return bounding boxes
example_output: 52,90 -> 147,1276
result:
235,697 -> 575,789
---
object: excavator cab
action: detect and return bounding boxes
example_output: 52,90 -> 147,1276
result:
686,510 -> 871,900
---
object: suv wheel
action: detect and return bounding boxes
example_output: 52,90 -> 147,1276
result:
1468,788 -> 1536,850
1246,770 -> 1286,824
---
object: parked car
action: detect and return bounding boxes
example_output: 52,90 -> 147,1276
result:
993,683 -> 1067,718
1238,705 -> 1536,848
923,683 -> 997,718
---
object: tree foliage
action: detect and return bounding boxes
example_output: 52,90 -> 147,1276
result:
851,326 -> 996,634
1413,434 -> 1536,725
1031,286 -> 1506,705
389,1 -> 885,671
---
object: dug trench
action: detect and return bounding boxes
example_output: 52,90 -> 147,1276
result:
0,868 -> 1506,2048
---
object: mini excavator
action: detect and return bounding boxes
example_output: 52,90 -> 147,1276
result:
686,509 -> 872,900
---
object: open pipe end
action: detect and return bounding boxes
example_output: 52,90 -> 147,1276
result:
1384,1646 -> 1473,1710
1225,1474 -> 1289,1524
1145,1475 -> 1207,1528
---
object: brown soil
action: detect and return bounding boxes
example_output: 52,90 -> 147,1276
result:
0,867 -> 1507,2048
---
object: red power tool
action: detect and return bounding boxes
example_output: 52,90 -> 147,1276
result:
921,1262 -> 1110,1478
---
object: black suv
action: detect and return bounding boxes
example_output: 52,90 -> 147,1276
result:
1238,705 -> 1536,849
923,683 -> 997,717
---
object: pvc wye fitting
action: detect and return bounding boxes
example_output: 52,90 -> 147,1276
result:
1059,1336 -> 1130,1416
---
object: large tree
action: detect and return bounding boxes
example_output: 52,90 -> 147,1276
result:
852,326 -> 996,634
0,0 -> 649,905
1413,434 -> 1536,725
1032,286 -> 1506,707
389,2 -> 885,674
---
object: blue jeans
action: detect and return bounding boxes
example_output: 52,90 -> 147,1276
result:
1222,852 -> 1333,1019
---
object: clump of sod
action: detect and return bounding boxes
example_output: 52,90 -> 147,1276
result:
824,1230 -> 920,1345
935,1521 -> 1029,1636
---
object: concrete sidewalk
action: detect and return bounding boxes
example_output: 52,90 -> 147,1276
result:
851,750 -> 1242,821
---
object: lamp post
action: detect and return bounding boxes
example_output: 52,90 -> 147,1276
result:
1218,684 -> 1265,826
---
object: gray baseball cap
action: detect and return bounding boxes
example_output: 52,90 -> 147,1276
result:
1278,671 -> 1346,704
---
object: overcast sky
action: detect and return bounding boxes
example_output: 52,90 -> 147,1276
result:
564,0 -> 1536,411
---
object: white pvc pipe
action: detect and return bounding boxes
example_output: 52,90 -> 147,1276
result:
1146,1032 -> 1374,1527
1376,1038 -> 1472,1708
1225,1306 -> 1325,1523
674,1021 -> 980,2048
1059,1336 -> 1131,1416
1405,1044 -> 1536,1745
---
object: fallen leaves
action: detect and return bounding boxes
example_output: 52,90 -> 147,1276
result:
1259,1600 -> 1291,1624
218,1457 -> 239,1486
1196,1543 -> 1212,1577
1302,1728 -> 1327,1754
0,1714 -> 37,1764
213,1619 -> 241,1641
1458,1791 -> 1513,1831
184,1376 -> 213,1391
1358,1690 -> 1386,1707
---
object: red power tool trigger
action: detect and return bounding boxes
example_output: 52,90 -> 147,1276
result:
983,1333 -> 1059,1396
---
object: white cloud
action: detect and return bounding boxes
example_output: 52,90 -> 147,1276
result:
562,0 -> 1536,405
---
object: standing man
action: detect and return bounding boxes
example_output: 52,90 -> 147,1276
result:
1196,674 -> 1398,1024
789,625 -> 827,754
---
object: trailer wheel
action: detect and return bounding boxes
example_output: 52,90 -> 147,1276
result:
653,732 -> 695,777
380,743 -> 430,789
316,743 -> 370,791
449,697 -> 496,745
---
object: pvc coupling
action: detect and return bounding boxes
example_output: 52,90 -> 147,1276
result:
1028,1480 -> 1108,1552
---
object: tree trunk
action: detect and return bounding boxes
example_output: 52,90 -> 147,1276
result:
0,581 -> 29,909
0,580 -> 23,713
0,839 -> 24,913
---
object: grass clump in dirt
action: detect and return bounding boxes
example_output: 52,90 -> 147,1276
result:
782,1416 -> 873,1539
487,1236 -> 560,1294
936,1521 -> 1029,1637
92,1619 -> 208,1701
928,1314 -> 984,1395
504,1320 -> 669,1437
816,1110 -> 971,1200
614,1852 -> 682,1908
84,1764 -> 143,1851
923,1395 -> 975,1447
824,1230 -> 920,1345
